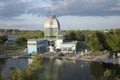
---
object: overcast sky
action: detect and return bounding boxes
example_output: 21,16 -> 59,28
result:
0,0 -> 120,30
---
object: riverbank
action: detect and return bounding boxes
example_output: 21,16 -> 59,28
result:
41,52 -> 120,65
0,50 -> 120,65
67,55 -> 120,65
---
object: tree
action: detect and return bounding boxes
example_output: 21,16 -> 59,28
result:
30,53 -> 43,70
105,33 -> 120,52
9,53 -> 44,80
87,31 -> 103,51
96,32 -> 110,50
65,30 -> 76,40
0,36 -> 7,45
0,73 -> 5,80
14,36 -> 27,45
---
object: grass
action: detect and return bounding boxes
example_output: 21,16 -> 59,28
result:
0,43 -> 25,53
88,50 -> 109,56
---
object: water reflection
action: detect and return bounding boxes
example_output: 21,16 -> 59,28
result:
1,58 -> 28,76
90,62 -> 104,79
44,59 -> 120,80
0,58 -> 120,80
45,59 -> 91,80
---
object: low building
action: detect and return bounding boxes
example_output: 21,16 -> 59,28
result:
27,39 -> 48,55
61,41 -> 78,54
55,34 -> 78,54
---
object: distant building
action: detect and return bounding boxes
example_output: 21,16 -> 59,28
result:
7,34 -> 19,41
27,39 -> 48,55
44,15 -> 60,41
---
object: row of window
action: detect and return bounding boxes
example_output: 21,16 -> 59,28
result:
62,47 -> 72,51
45,28 -> 58,36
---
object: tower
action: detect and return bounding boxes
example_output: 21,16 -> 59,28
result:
44,15 -> 60,40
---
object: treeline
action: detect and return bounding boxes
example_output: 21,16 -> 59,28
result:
65,29 -> 120,52
0,29 -> 120,52
14,30 -> 44,45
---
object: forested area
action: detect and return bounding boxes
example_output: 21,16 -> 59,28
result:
0,29 -> 120,52
65,29 -> 120,52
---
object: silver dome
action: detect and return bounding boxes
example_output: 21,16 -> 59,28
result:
44,15 -> 60,29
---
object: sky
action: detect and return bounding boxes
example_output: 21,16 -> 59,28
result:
0,0 -> 120,30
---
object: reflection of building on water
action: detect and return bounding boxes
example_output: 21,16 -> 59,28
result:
28,58 -> 33,64
27,15 -> 78,55
55,59 -> 63,65
45,59 -> 91,80
1,59 -> 28,76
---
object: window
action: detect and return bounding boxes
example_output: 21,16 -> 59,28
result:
62,48 -> 67,51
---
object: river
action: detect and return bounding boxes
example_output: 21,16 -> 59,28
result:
0,58 -> 120,80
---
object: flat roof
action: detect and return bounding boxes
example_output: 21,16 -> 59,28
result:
28,38 -> 48,41
62,41 -> 78,44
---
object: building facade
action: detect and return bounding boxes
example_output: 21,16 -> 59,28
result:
27,39 -> 48,55
44,15 -> 60,40
27,15 -> 78,55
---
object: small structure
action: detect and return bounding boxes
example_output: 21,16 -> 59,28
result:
55,34 -> 78,54
61,41 -> 78,54
27,39 -> 48,55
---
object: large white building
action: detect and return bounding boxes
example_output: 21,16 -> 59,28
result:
44,15 -> 60,41
27,15 -> 78,55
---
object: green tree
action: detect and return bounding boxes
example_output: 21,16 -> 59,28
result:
105,33 -> 120,52
14,36 -> 27,45
9,53 -> 44,80
0,73 -> 5,80
0,36 -> 7,45
30,53 -> 43,70
65,30 -> 76,40
99,69 -> 113,80
96,32 -> 110,50
87,31 -> 103,51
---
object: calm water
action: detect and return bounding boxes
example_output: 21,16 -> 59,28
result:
0,58 -> 120,80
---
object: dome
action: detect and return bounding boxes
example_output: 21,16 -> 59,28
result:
44,15 -> 60,29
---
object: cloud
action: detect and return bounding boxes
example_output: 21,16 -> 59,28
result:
0,0 -> 29,19
46,0 -> 120,16
0,0 -> 120,19
28,0 -> 120,16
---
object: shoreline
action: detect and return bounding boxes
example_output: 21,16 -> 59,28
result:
41,52 -> 120,65
0,51 -> 120,65
66,56 -> 120,65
